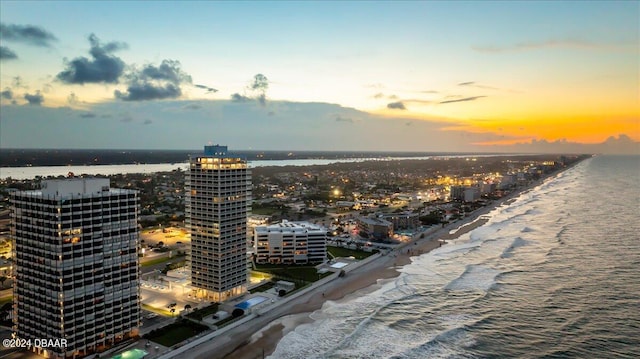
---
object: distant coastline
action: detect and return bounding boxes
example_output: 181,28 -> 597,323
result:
175,158 -> 589,359
0,148 -> 512,168
0,151 -> 544,180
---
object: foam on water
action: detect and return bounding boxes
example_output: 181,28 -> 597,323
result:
444,265 -> 502,291
269,157 -> 640,359
501,237 -> 529,258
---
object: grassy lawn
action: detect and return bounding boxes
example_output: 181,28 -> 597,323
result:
327,246 -> 376,260
141,255 -> 172,267
144,320 -> 208,347
249,281 -> 276,294
186,303 -> 219,321
254,265 -> 330,283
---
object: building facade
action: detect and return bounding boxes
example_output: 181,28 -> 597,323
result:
357,217 -> 394,240
10,178 -> 140,359
254,221 -> 327,265
464,187 -> 481,202
449,185 -> 466,201
382,212 -> 420,231
185,145 -> 251,302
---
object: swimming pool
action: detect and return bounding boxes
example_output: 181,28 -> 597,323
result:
235,296 -> 268,310
110,348 -> 148,359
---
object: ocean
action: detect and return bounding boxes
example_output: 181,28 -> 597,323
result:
269,155 -> 640,359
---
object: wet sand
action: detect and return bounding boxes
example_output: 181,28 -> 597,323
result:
213,178 -> 548,359
226,211 -> 496,359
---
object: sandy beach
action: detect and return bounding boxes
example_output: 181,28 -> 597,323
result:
220,194 -> 519,359
169,174 -> 558,359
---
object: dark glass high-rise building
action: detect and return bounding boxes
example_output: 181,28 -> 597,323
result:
10,178 -> 140,359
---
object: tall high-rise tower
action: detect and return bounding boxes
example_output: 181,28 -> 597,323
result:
10,178 -> 140,359
185,145 -> 251,302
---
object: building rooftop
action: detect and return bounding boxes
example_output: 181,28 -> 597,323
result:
12,178 -> 135,199
255,220 -> 325,233
359,217 -> 393,226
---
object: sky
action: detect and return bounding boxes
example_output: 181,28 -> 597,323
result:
0,1 -> 638,153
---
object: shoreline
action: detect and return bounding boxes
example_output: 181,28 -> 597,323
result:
223,180 -> 539,359
160,162 -> 584,359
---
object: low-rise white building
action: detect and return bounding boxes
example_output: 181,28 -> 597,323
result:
254,221 -> 327,265
464,187 -> 481,202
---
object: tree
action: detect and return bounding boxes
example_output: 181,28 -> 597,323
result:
278,289 -> 286,297
0,302 -> 11,322
184,304 -> 192,313
0,276 -> 7,289
232,308 -> 244,318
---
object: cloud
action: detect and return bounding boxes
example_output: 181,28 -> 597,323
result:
373,92 -> 385,99
79,112 -> 96,118
195,84 -> 218,93
335,115 -> 354,123
403,98 -> 434,105
143,119 -> 152,125
0,23 -> 57,47
115,59 -> 191,101
474,134 -> 639,155
57,34 -> 127,84
232,74 -> 270,106
67,92 -> 80,105
24,91 -> 44,105
458,81 -> 503,91
139,60 -> 191,83
121,115 -> 133,123
1,88 -> 13,99
183,103 -> 202,110
249,74 -> 269,106
0,46 -> 18,60
115,83 -> 181,101
12,76 -> 26,89
250,74 -> 269,92
387,101 -> 406,110
231,93 -> 251,102
439,96 -> 486,104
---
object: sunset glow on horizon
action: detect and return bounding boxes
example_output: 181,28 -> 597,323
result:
1,1 -> 638,153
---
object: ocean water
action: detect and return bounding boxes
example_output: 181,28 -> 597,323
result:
269,155 -> 640,359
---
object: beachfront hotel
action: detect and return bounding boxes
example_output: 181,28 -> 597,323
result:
10,178 -> 140,358
253,220 -> 327,265
185,145 -> 251,302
